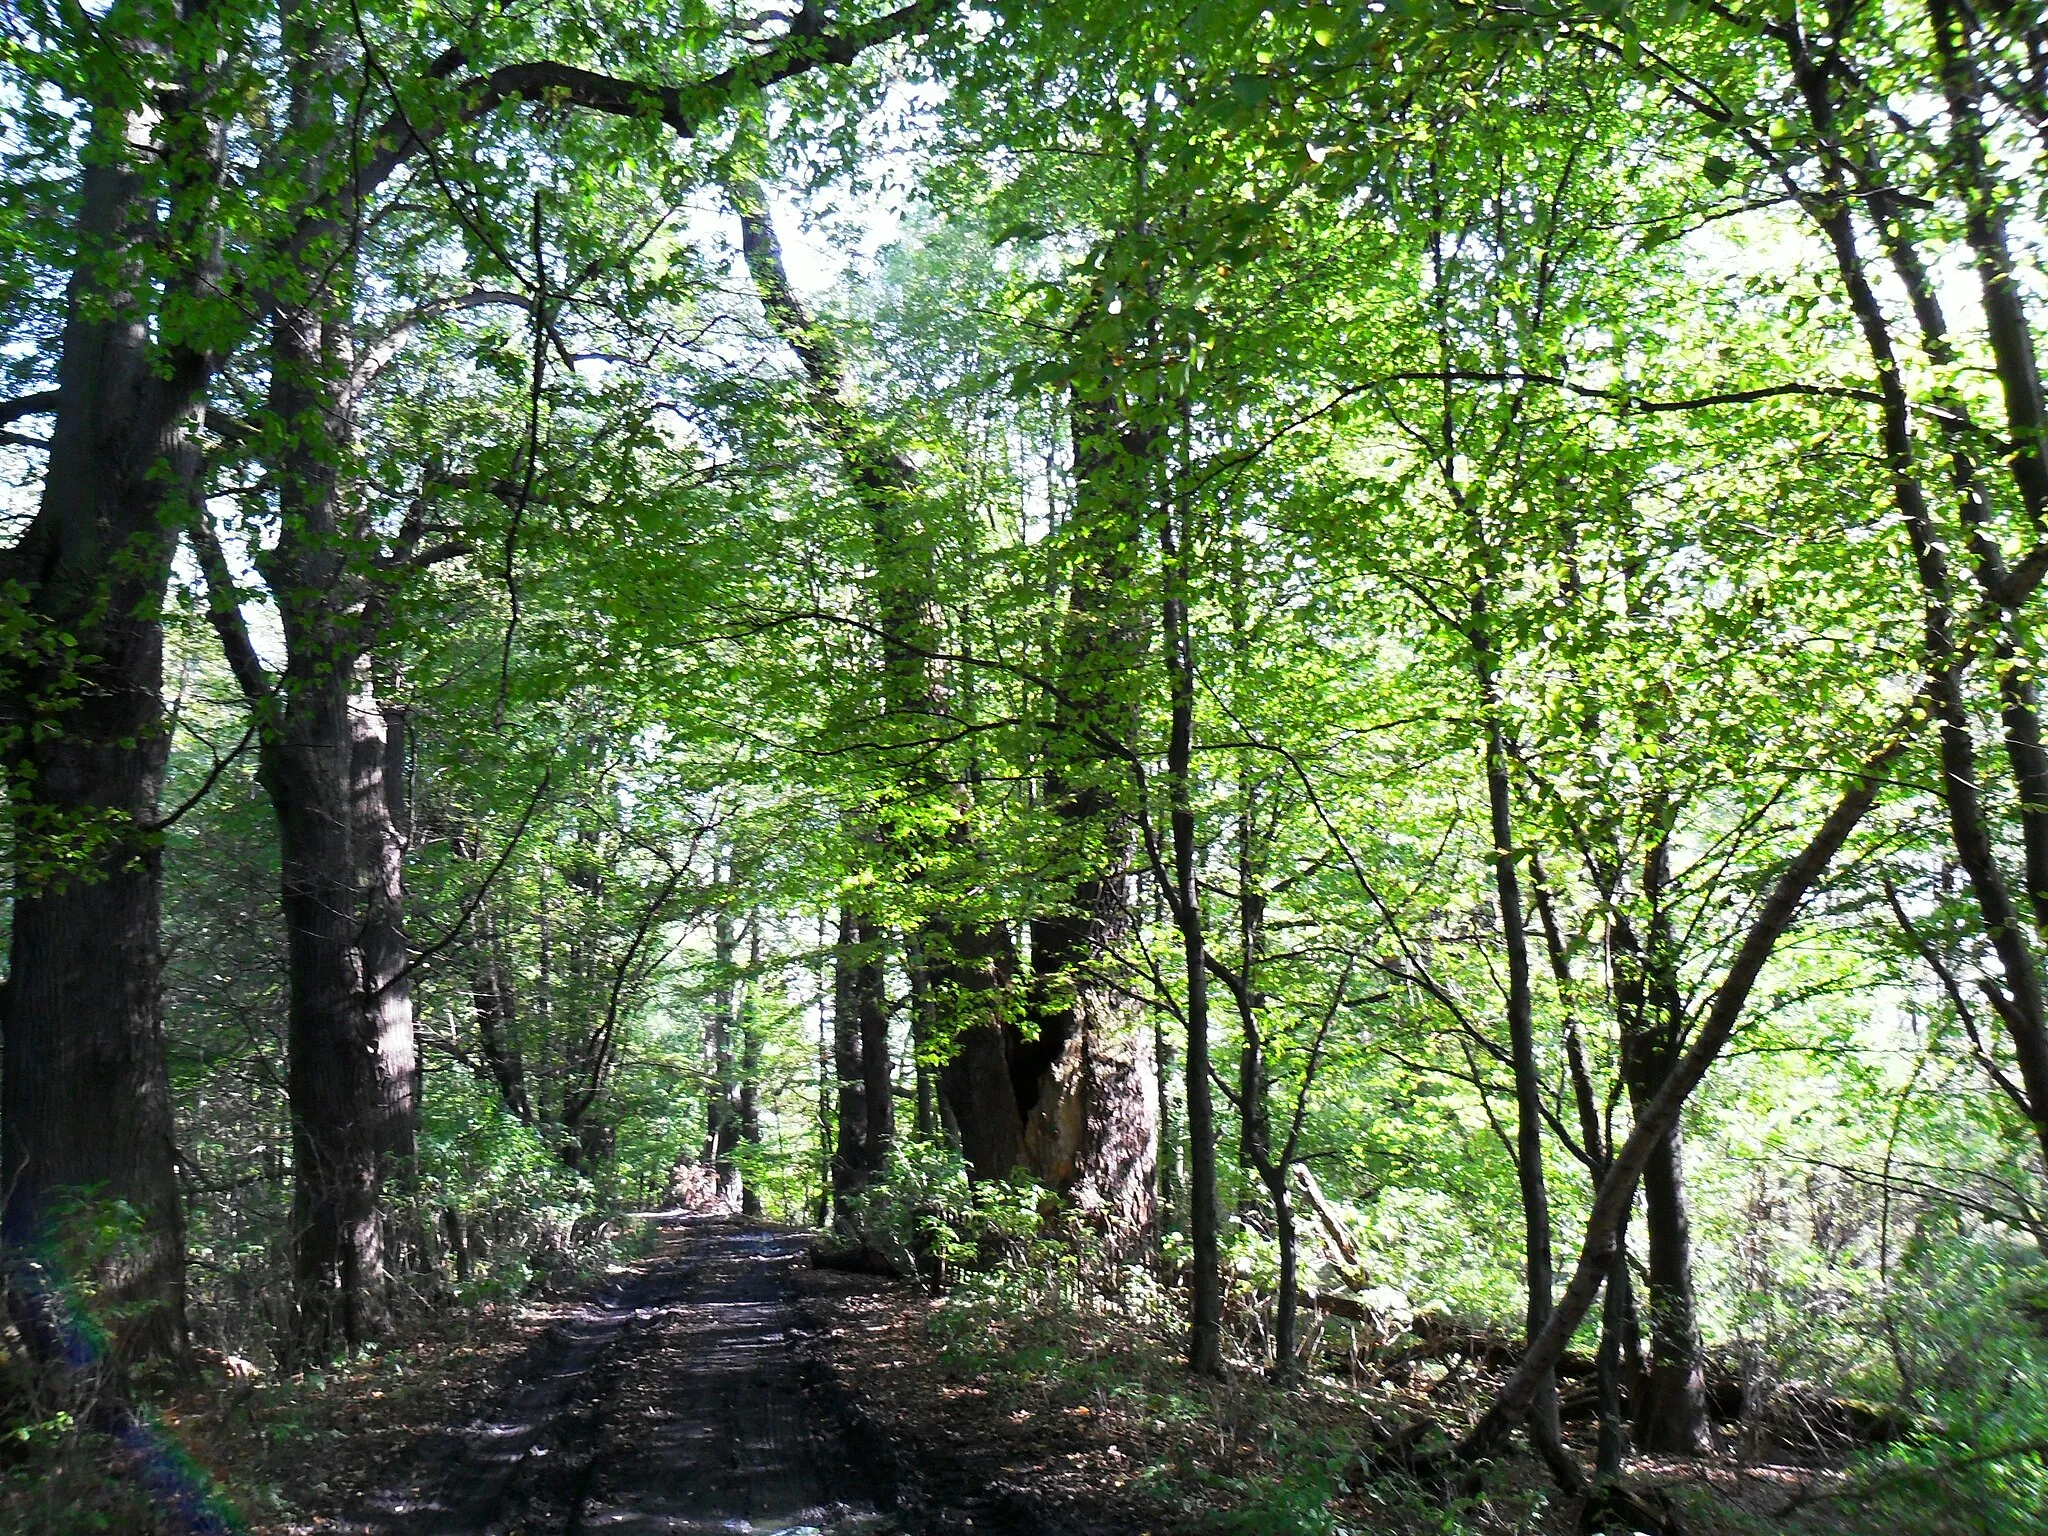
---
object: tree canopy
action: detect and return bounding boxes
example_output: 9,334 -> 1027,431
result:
4,1 -> 2047,1531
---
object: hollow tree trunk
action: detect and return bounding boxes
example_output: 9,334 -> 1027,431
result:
1006,387 -> 1162,1248
728,182 -> 1157,1217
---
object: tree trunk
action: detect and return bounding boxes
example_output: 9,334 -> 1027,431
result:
1630,1124 -> 1709,1452
1478,678 -> 1560,1448
831,906 -> 870,1217
1004,387 -> 1162,1248
267,677 -> 419,1356
1532,855 -> 1635,1483
705,905 -> 744,1208
739,916 -> 764,1217
1595,1198 -> 1636,1483
1,84 -> 219,1369
469,891 -> 531,1122
1269,1169 -> 1298,1381
857,916 -> 894,1179
1611,841 -> 1711,1455
1165,501 -> 1223,1377
2,712 -> 187,1369
1023,875 -> 1158,1253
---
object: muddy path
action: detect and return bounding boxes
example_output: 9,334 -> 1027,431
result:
349,1218 -> 892,1536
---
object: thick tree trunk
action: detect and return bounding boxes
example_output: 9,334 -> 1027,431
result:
1004,388 -> 1162,1247
267,678 -> 418,1356
1023,878 -> 1158,1254
358,699 -> 418,1178
3,715 -> 187,1368
933,929 -> 1025,1182
1,98 -> 216,1368
200,351 -> 422,1352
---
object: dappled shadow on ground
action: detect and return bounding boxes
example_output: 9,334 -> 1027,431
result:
349,1217 -> 892,1536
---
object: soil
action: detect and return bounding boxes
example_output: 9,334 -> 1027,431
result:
323,1215 -> 1173,1536
343,1217 -> 901,1535
38,1215 -> 1854,1536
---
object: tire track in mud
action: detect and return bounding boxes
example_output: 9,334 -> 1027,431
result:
350,1217 -> 892,1536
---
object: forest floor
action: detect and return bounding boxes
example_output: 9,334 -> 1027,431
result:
8,1214 -> 1865,1534
341,1216 -> 896,1534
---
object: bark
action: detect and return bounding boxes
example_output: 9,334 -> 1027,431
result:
260,682 -> 419,1355
1632,1122 -> 1708,1452
705,906 -> 745,1208
857,915 -> 894,1179
1607,841 -> 1710,1454
469,891 -> 531,1122
830,906 -> 870,1217
1270,1172 -> 1298,1381
1165,498 -> 1223,1377
1477,674 -> 1561,1447
190,6 -> 424,1351
932,927 -> 1025,1181
1,53 -> 223,1369
1595,1198 -> 1637,1483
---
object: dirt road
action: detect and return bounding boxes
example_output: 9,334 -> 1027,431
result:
350,1219 -> 892,1536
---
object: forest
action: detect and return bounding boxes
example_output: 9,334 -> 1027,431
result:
2,0 -> 2046,1531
